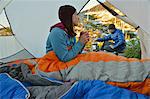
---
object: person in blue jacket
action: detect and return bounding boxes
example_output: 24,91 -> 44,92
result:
96,24 -> 126,53
46,5 -> 89,62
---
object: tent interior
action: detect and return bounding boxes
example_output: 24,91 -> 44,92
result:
0,0 -> 150,64
0,0 -> 150,98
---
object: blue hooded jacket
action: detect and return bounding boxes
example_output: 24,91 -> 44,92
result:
97,29 -> 125,49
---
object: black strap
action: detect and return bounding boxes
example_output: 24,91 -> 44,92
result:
97,0 -> 118,16
135,26 -> 140,30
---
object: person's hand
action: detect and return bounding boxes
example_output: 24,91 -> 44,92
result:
109,45 -> 114,49
95,38 -> 103,42
95,38 -> 101,42
79,32 -> 89,45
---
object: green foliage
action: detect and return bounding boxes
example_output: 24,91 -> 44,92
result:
89,15 -> 96,20
124,38 -> 141,59
86,21 -> 106,32
125,31 -> 137,38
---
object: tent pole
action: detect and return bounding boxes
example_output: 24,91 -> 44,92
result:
78,0 -> 91,14
4,9 -> 35,58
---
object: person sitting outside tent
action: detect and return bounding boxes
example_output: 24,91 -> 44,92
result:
46,5 -> 89,62
96,24 -> 126,53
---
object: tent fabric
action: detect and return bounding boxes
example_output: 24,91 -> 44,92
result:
0,0 -> 149,62
137,29 -> 150,59
0,36 -> 34,63
5,0 -> 89,58
0,73 -> 30,99
0,10 -> 9,28
81,0 -> 99,12
61,80 -> 149,99
107,0 -> 150,34
0,0 -> 150,97
0,7 -> 34,63
0,0 -> 12,14
0,36 -> 23,59
0,49 -> 34,63
1,0 -> 89,63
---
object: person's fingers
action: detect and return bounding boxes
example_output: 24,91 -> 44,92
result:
82,32 -> 89,36
83,33 -> 89,37
80,34 -> 85,38
79,32 -> 90,44
85,33 -> 89,37
82,33 -> 87,36
82,35 -> 88,39
86,36 -> 89,38
85,38 -> 88,41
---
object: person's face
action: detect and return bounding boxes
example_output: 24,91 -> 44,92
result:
72,11 -> 79,26
108,29 -> 115,33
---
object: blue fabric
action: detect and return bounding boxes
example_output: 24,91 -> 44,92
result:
61,80 -> 149,99
97,29 -> 125,49
0,73 -> 29,99
22,82 -> 32,87
46,27 -> 84,62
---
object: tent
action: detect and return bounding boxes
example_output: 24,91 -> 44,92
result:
0,0 -> 150,64
0,0 -> 89,63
